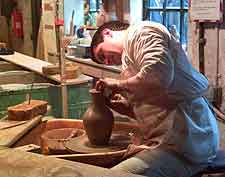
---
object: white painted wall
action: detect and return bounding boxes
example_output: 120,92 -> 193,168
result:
64,0 -> 84,35
129,0 -> 143,24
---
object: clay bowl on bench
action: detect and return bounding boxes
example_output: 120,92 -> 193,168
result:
40,127 -> 85,155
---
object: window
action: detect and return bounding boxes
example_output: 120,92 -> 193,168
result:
85,0 -> 102,26
89,0 -> 102,12
143,0 -> 188,49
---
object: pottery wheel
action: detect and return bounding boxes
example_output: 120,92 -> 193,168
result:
64,132 -> 131,153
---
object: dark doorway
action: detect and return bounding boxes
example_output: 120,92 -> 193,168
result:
31,0 -> 42,56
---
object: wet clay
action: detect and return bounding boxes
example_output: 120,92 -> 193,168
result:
82,89 -> 114,145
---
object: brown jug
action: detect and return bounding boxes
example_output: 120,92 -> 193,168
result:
82,89 -> 114,145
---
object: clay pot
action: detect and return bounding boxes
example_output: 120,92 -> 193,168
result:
82,89 -> 114,145
40,128 -> 85,155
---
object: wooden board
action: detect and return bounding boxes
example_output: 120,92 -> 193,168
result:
0,16 -> 9,45
66,56 -> 121,79
0,61 -> 23,72
0,116 -> 42,147
42,0 -> 58,63
0,70 -> 35,85
0,52 -> 92,85
204,25 -> 218,86
36,16 -> 46,60
219,28 -> 225,111
14,144 -> 41,153
41,0 -> 64,63
0,148 -> 143,177
188,22 -> 200,70
42,63 -> 81,79
22,0 -> 34,56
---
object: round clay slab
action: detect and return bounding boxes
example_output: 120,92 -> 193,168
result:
65,132 -> 131,154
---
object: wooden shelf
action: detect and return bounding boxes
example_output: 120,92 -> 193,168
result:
0,52 -> 92,85
66,55 -> 121,79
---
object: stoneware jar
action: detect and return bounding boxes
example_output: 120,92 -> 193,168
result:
82,89 -> 114,145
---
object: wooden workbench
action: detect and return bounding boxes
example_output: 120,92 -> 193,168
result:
0,148 -> 144,177
0,52 -> 92,85
66,55 -> 121,79
0,52 -> 93,118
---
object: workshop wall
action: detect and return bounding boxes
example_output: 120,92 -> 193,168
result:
19,0 -> 34,56
0,16 -> 9,45
0,0 -> 34,56
64,0 -> 83,36
188,3 -> 225,149
189,3 -> 225,112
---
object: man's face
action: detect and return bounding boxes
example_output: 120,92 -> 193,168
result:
93,30 -> 122,65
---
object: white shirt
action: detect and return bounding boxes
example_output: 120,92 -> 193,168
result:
121,21 -> 219,163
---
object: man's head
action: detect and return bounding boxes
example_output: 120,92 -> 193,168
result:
91,21 -> 129,65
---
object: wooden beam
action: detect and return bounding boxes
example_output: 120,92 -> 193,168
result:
0,0 -> 2,16
0,16 -> 9,45
0,61 -> 23,72
0,148 -> 143,177
0,52 -> 92,85
0,116 -> 42,147
66,56 -> 121,79
0,70 -> 35,85
116,0 -> 124,22
60,49 -> 68,118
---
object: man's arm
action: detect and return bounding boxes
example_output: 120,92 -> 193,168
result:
96,26 -> 175,101
120,26 -> 175,94
104,93 -> 136,118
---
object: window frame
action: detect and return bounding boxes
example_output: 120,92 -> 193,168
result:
87,0 -> 102,13
143,0 -> 188,45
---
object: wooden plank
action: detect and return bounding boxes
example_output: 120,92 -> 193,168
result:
0,52 -> 92,85
101,69 -> 120,79
0,16 -> 8,45
61,53 -> 68,117
14,144 -> 41,153
0,70 -> 35,85
204,25 -> 218,86
219,28 -> 225,111
36,16 -> 46,60
0,1 -> 2,16
0,61 -> 23,72
42,0 -> 59,63
66,56 -> 121,79
188,22 -> 200,70
0,148 -> 143,177
116,0 -> 124,22
0,116 -> 42,147
42,64 -> 81,79
22,0 -> 34,56
0,52 -> 52,74
51,150 -> 127,168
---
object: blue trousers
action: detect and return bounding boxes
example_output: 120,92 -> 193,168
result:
111,147 -> 207,177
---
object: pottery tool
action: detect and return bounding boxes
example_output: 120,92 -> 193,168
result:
27,83 -> 34,105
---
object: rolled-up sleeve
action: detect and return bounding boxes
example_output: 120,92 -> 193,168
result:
133,27 -> 174,89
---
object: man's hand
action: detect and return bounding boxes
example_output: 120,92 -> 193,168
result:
107,94 -> 135,118
122,144 -> 151,159
95,78 -> 124,92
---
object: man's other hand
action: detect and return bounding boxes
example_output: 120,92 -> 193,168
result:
107,94 -> 135,118
95,78 -> 121,92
